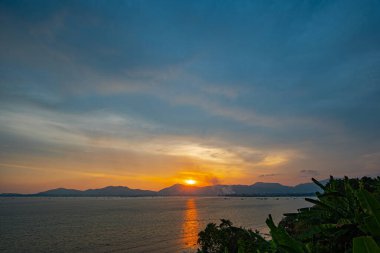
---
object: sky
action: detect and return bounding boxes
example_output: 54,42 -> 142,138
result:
1,0 -> 380,193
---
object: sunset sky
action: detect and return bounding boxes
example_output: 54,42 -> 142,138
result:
1,0 -> 380,193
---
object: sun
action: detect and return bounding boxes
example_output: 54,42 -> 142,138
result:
184,179 -> 197,185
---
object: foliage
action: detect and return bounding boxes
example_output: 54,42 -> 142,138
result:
353,236 -> 380,253
265,214 -> 308,253
197,219 -> 271,253
356,188 -> 380,237
280,176 -> 380,252
197,176 -> 380,253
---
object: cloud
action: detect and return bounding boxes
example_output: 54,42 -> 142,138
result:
0,103 -> 304,169
0,105 -> 160,148
200,84 -> 239,99
258,173 -> 280,178
299,170 -> 320,177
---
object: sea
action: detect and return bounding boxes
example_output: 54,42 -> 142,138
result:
0,197 -> 311,253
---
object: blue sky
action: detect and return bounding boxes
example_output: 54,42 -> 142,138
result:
1,0 -> 380,192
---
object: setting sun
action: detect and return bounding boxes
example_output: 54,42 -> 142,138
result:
184,179 -> 197,185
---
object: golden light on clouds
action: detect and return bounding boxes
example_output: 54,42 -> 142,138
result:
0,109 -> 303,193
258,154 -> 288,166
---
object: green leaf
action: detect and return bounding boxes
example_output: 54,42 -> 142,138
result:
357,189 -> 380,216
297,224 -> 331,240
337,218 -> 354,226
266,215 -> 306,253
312,178 -> 326,191
305,197 -> 346,217
353,236 -> 380,253
356,189 -> 380,236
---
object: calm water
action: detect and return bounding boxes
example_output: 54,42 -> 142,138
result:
0,197 -> 311,253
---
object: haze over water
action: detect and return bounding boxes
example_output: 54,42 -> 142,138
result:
0,197 -> 311,253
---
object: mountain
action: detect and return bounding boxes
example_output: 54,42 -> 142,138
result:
83,186 -> 156,196
0,193 -> 25,197
157,181 -> 322,196
158,184 -> 239,196
1,180 -> 328,197
293,182 -> 320,193
38,188 -> 82,196
36,186 -> 156,197
293,179 -> 329,193
248,182 -> 294,194
158,180 -> 329,196
158,184 -> 201,196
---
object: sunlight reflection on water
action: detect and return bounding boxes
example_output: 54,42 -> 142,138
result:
182,198 -> 199,250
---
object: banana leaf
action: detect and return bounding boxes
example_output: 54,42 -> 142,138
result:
266,215 -> 306,253
353,236 -> 380,253
356,189 -> 380,236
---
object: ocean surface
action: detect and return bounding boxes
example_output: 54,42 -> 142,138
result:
0,197 -> 311,253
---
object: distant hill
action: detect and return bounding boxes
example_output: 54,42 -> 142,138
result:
247,182 -> 294,194
82,186 -> 156,197
39,188 -> 82,196
35,186 -> 157,197
0,193 -> 25,197
157,180 -> 327,196
158,184 -> 201,195
0,180 -> 328,197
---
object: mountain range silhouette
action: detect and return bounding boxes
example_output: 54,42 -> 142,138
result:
1,180 -> 328,197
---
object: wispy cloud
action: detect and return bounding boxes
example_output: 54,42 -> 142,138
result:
299,170 -> 320,177
258,173 -> 280,178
